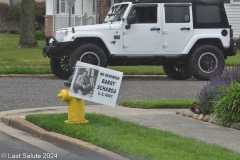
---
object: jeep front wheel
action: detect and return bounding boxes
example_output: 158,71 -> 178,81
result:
69,44 -> 107,69
163,63 -> 192,80
50,57 -> 71,80
188,45 -> 225,81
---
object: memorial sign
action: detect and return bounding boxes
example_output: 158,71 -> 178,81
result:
69,61 -> 123,107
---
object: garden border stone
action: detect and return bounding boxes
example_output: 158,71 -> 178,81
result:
176,110 -> 240,130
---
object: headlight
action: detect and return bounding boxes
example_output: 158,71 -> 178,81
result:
65,31 -> 68,36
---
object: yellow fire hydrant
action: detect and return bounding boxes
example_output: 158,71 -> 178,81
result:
57,75 -> 89,124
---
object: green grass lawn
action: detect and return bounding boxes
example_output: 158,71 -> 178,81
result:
26,113 -> 240,160
0,34 -> 239,74
0,34 -> 48,65
0,34 -> 50,74
119,98 -> 195,109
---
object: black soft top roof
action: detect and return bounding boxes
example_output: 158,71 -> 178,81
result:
132,0 -> 225,3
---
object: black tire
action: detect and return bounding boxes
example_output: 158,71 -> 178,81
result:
188,45 -> 225,81
50,57 -> 71,80
163,63 -> 192,80
69,44 -> 107,69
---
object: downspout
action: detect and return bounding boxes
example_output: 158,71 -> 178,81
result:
68,3 -> 72,27
82,0 -> 83,15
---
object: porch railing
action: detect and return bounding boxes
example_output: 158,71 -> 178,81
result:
76,12 -> 96,26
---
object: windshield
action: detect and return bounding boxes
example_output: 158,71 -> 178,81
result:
104,4 -> 129,22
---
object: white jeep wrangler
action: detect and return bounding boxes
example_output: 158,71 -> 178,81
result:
43,0 -> 237,80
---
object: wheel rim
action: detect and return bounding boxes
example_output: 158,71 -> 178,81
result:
173,65 -> 184,73
198,52 -> 218,73
80,52 -> 100,66
163,64 -> 192,80
60,55 -> 70,72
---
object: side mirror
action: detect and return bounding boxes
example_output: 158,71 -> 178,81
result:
125,16 -> 136,30
127,16 -> 136,24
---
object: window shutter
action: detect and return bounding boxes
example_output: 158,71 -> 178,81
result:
57,0 -> 59,14
72,5 -> 75,14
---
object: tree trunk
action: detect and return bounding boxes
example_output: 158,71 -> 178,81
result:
18,0 -> 37,48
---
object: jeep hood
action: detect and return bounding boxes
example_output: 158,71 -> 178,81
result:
77,23 -> 112,31
55,23 -> 121,42
59,23 -> 111,32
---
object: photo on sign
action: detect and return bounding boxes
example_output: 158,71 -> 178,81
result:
70,67 -> 99,99
69,61 -> 123,107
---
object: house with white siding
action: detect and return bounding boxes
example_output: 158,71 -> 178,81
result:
45,0 -> 96,36
224,0 -> 240,38
45,0 -> 240,38
44,0 -> 124,36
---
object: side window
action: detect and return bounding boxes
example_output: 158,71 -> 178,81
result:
165,6 -> 190,23
128,6 -> 157,24
192,3 -> 229,28
196,6 -> 221,23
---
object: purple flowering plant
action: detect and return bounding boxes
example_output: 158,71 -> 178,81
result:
196,64 -> 240,115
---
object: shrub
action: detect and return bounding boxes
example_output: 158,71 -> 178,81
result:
8,30 -> 18,34
196,84 -> 227,115
236,37 -> 240,50
196,64 -> 240,115
212,81 -> 240,122
7,2 -> 21,32
7,1 -> 45,33
0,2 -> 9,32
36,30 -> 45,40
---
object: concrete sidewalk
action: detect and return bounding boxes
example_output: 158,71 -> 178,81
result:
0,105 -> 240,159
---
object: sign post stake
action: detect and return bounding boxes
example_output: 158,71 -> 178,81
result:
66,0 -> 76,27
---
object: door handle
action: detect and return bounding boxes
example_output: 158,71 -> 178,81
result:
181,27 -> 190,30
151,27 -> 160,31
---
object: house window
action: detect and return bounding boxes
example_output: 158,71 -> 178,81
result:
61,0 -> 66,13
10,0 -> 21,5
113,0 -> 122,3
57,0 -> 75,14
106,0 -> 122,7
112,0 -> 122,5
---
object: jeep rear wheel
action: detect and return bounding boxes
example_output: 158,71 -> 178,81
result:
163,63 -> 192,80
69,44 -> 107,69
188,45 -> 225,81
50,57 -> 71,80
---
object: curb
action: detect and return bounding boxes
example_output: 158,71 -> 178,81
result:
0,74 -> 57,78
0,74 -> 168,79
1,116 -> 129,160
123,75 -> 196,80
0,74 -> 197,80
